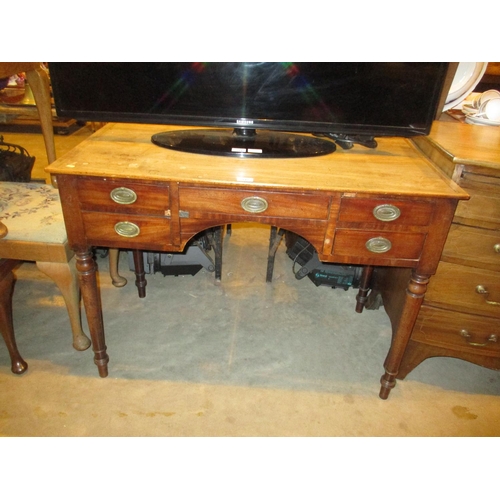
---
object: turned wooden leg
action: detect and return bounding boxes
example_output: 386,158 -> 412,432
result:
396,339 -> 436,380
379,272 -> 429,400
109,248 -> 127,287
211,226 -> 223,284
132,250 -> 147,298
76,250 -> 109,377
36,258 -> 91,351
0,260 -> 28,374
266,226 -> 285,283
355,265 -> 374,313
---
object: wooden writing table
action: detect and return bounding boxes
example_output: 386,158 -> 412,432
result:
46,123 -> 469,399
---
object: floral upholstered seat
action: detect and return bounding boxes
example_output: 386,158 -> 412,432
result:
0,181 -> 91,374
0,181 -> 67,247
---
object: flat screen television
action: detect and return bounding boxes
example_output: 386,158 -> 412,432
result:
49,62 -> 451,158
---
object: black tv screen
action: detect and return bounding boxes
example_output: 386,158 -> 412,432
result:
49,62 -> 450,158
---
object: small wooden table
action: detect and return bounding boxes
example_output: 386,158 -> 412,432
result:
46,123 -> 469,399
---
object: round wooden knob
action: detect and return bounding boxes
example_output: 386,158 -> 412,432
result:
0,221 -> 7,239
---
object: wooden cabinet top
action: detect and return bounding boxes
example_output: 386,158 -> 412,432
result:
46,123 -> 468,199
414,121 -> 500,177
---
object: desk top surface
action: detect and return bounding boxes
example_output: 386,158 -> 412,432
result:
46,123 -> 468,199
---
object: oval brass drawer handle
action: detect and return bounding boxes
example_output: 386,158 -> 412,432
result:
110,187 -> 138,205
460,329 -> 498,347
373,204 -> 401,222
475,285 -> 500,306
114,221 -> 140,238
241,196 -> 268,213
494,243 -> 500,254
365,237 -> 392,253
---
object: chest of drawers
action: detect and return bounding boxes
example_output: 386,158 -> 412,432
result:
396,121 -> 500,378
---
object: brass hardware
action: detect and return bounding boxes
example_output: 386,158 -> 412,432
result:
460,329 -> 498,347
373,204 -> 401,222
110,187 -> 137,205
475,285 -> 500,306
241,196 -> 268,213
114,221 -> 140,238
365,237 -> 392,253
494,243 -> 500,253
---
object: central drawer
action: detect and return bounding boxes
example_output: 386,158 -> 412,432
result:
178,187 -> 331,220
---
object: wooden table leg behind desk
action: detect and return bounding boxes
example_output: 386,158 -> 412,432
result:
75,249 -> 109,377
132,249 -> 147,298
379,272 -> 429,400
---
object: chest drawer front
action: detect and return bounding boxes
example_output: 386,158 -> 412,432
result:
454,180 -> 500,230
413,305 -> 500,356
82,212 -> 172,250
179,187 -> 330,220
442,224 -> 500,271
338,197 -> 433,226
425,261 -> 500,318
77,178 -> 170,216
332,229 -> 426,260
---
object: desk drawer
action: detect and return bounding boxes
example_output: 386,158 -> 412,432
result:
77,178 -> 170,216
425,261 -> 500,318
179,187 -> 330,220
338,197 -> 433,226
82,212 -> 172,249
332,230 -> 426,260
413,305 -> 500,357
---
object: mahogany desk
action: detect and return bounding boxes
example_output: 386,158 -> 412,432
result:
46,123 -> 469,399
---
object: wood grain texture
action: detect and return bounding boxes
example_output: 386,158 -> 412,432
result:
397,121 -> 500,378
46,123 -> 469,199
48,122 -> 468,398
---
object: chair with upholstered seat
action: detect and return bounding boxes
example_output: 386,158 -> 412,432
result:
0,63 -> 91,373
0,181 -> 91,373
0,63 -> 125,372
